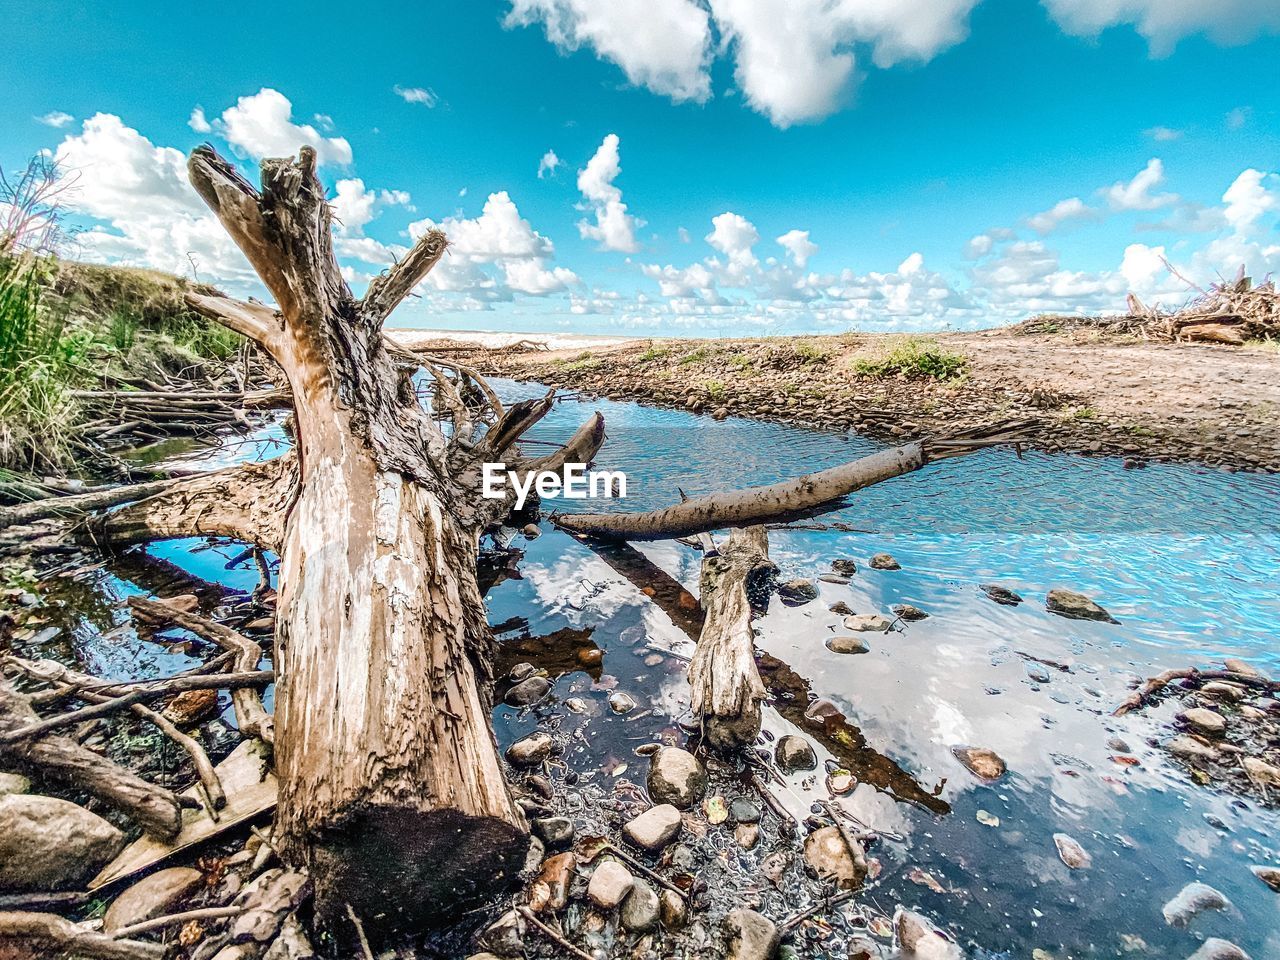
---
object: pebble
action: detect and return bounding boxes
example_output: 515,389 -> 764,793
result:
1223,658 -> 1263,678
0,773 -> 31,796
951,745 -> 1007,781
826,770 -> 855,795
531,852 -> 575,913
1200,681 -> 1247,701
735,822 -> 760,850
827,635 -> 870,654
587,860 -> 634,909
620,879 -> 660,933
531,816 -> 573,849
730,798 -> 762,823
509,663 -> 537,683
778,579 -> 819,606
608,691 -> 637,714
828,601 -> 855,615
103,867 -> 203,933
505,732 -> 553,767
892,603 -> 928,621
1053,833 -> 1092,869
1162,881 -> 1231,928
1250,864 -> 1280,891
981,584 -> 1024,606
842,614 -> 892,632
1025,664 -> 1052,683
577,647 -> 603,668
776,735 -> 818,772
623,804 -> 683,851
847,934 -> 884,959
894,908 -> 963,959
475,910 -> 524,955
0,795 -> 124,890
804,698 -> 842,722
705,795 -> 729,824
1167,735 -> 1219,762
869,553 -> 900,571
803,825 -> 865,888
647,747 -> 707,809
724,908 -> 780,960
522,523 -> 541,539
1186,939 -> 1251,960
1179,707 -> 1227,736
831,559 -> 858,575
660,888 -> 688,928
1243,757 -> 1280,789
505,676 -> 552,707
1045,588 -> 1118,623
818,574 -> 850,584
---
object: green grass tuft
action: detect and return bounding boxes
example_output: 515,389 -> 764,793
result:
851,336 -> 967,381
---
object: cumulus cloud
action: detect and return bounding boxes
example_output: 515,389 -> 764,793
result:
576,133 -> 642,252
537,149 -> 561,179
1221,168 -> 1279,232
201,89 -> 352,166
505,0 -> 712,102
1103,158 -> 1179,211
1026,196 -> 1095,233
394,85 -> 439,107
1144,125 -> 1183,142
705,212 -> 759,277
776,229 -> 818,269
1043,0 -> 1280,55
36,111 -> 74,128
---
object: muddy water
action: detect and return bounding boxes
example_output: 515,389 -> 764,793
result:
21,379 -> 1280,958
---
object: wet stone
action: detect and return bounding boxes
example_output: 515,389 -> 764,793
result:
1186,939 -> 1250,960
843,614 -> 892,632
803,825 -> 865,888
1224,658 -> 1263,678
735,822 -> 760,850
587,859 -> 634,909
805,698 -> 842,722
1025,663 -> 1052,683
1243,757 -> 1280,789
730,798 -> 762,823
1162,881 -> 1231,928
1167,735 -> 1218,763
1200,681 -> 1247,701
894,909 -> 962,959
660,888 -> 688,929
0,795 -> 124,891
474,909 -> 524,956
818,574 -> 850,585
869,553 -> 900,570
1045,588 -> 1118,623
827,635 -> 869,655
522,523 -> 541,539
103,866 -> 203,933
648,747 -> 707,809
623,804 -> 682,851
981,584 -> 1023,606
951,745 -> 1007,781
505,676 -> 552,707
531,816 -> 574,849
724,908 -> 780,960
831,559 -> 858,575
1179,707 -> 1227,736
892,603 -> 928,621
508,662 -> 537,683
620,879 -> 660,933
1053,833 -> 1092,869
778,579 -> 819,606
532,853 -> 574,913
505,732 -> 553,767
1250,865 -> 1280,891
0,773 -> 30,797
847,935 -> 884,959
776,735 -> 818,772
609,691 -> 637,714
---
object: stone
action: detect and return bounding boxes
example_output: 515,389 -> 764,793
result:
577,647 -> 603,668
951,745 -> 1007,781
1200,681 -> 1247,701
842,614 -> 891,632
894,909 -> 962,959
587,859 -> 634,909
1179,707 -> 1227,737
827,636 -> 869,654
103,866 -> 204,932
803,826 -> 865,888
475,909 -> 524,956
892,604 -> 928,621
828,602 -> 855,615
505,732 -> 553,767
730,798 -> 762,823
505,676 -> 552,707
522,523 -> 541,539
847,935 -> 884,959
735,822 -> 760,850
509,662 -> 537,683
980,584 -> 1023,606
778,579 -> 819,606
724,908 -> 780,960
620,879 -> 660,933
648,747 -> 707,809
1250,864 -> 1280,891
818,574 -> 850,585
624,803 -> 682,851
531,853 -> 575,913
162,687 -> 220,725
831,559 -> 858,575
1053,833 -> 1091,869
1045,588 -> 1118,623
531,816 -> 574,849
1162,882 -> 1230,928
0,772 -> 31,796
0,794 -> 124,891
804,698 -> 842,722
660,888 -> 688,929
1243,757 -> 1280,789
1167,735 -> 1219,762
1223,658 -> 1263,678
776,735 -> 818,772
1186,940 -> 1250,960
712,407 -> 729,421
609,691 -> 637,714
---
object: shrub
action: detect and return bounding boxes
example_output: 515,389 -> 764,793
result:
851,337 -> 967,381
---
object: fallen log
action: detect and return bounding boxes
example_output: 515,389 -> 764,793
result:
0,911 -> 167,960
0,476 -> 182,533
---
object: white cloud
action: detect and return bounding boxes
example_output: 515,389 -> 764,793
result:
36,111 -> 74,128
188,107 -> 212,133
1144,125 -> 1183,142
1026,196 -> 1095,233
503,259 -> 578,294
538,149 -> 561,179
331,179 -> 377,236
1103,158 -> 1179,211
1221,168 -> 1279,232
704,212 -> 759,283
1226,106 -> 1251,130
1043,0 -> 1280,56
505,0 -> 712,102
393,85 -> 439,107
204,89 -> 352,166
576,133 -> 642,252
776,229 -> 818,268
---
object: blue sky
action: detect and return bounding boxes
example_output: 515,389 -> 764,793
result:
3,0 -> 1278,335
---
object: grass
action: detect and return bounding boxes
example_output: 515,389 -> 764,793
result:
1248,337 -> 1280,354
557,350 -> 603,373
851,336 -> 967,381
637,343 -> 671,362
704,379 -> 726,402
676,347 -> 711,365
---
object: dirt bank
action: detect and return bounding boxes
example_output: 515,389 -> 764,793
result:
456,328 -> 1280,473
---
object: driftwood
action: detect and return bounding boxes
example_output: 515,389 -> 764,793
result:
0,476 -> 182,532
1113,667 -> 1276,716
0,911 -> 167,960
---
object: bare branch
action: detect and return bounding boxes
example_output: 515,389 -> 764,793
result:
185,292 -> 282,348
362,229 -> 448,322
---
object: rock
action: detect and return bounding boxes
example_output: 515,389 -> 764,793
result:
1186,939 -> 1250,960
1223,658 -> 1263,678
805,698 -> 842,722
712,407 -> 729,421
831,559 -> 858,575
587,859 -> 634,909
730,798 -> 762,823
803,825 -> 865,888
162,687 -> 220,725
0,772 -> 31,796
505,732 -> 553,767
1250,864 -> 1280,891
842,614 -> 891,632
894,908 -> 962,959
818,574 -> 849,584
608,691 -> 637,714
0,794 -> 124,890
776,735 -> 817,772
522,523 -> 541,539
892,604 -> 928,621
847,934 -> 884,959
778,579 -> 819,606
505,676 -> 552,707
724,908 -> 780,960
509,662 -> 537,683
869,553 -> 900,571
648,747 -> 707,809
475,909 -> 524,955
531,816 -> 574,849
980,584 -> 1023,606
1162,881 -> 1230,928
621,879 -> 660,933
827,636 -> 870,654
1045,588 -> 1118,623
735,822 -> 760,850
1053,833 -> 1091,869
828,601 -> 855,615
1200,681 -> 1247,701
1179,707 -> 1227,737
1167,735 -> 1219,762
660,888 -> 688,929
624,803 -> 682,851
103,866 -> 204,932
951,745 -> 1006,781
1243,757 -> 1280,789
531,853 -> 575,913
826,770 -> 855,794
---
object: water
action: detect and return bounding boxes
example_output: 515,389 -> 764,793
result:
24,379 -> 1280,958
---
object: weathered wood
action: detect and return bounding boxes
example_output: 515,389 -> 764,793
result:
0,476 -> 181,532
0,911 -> 167,960
689,526 -> 777,749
